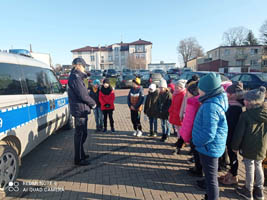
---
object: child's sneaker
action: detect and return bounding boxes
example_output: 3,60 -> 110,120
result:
133,130 -> 137,136
137,130 -> 143,137
149,131 -> 154,137
103,128 -> 107,133
111,127 -> 115,133
253,186 -> 264,200
236,186 -> 253,200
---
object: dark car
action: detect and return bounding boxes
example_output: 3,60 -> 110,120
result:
231,73 -> 267,90
106,69 -> 118,78
90,69 -> 102,76
167,68 -> 182,75
88,75 -> 105,89
116,74 -> 135,89
164,73 -> 180,84
141,73 -> 151,88
139,69 -> 150,78
179,71 -> 229,82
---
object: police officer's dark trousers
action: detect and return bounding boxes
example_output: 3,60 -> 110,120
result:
74,117 -> 88,163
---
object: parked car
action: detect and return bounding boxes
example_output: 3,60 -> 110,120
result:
151,73 -> 164,87
116,74 -> 136,89
88,75 -> 105,89
139,69 -> 150,78
59,74 -> 69,88
106,69 -> 118,78
231,73 -> 267,90
141,73 -> 151,88
167,68 -> 182,75
103,69 -> 107,77
0,51 -> 72,190
164,73 -> 180,84
90,69 -> 102,76
152,69 -> 166,76
179,71 -> 229,82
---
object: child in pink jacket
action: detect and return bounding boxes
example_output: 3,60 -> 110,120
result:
179,81 -> 200,143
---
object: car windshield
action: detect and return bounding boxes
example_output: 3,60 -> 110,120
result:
59,75 -> 69,80
152,73 -> 162,79
91,76 -> 103,80
169,74 -> 179,79
258,73 -> 267,81
108,69 -> 116,73
123,75 -> 135,80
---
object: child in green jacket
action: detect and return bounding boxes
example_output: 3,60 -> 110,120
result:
232,86 -> 267,200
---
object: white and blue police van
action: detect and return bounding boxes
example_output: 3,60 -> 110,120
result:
0,50 -> 73,190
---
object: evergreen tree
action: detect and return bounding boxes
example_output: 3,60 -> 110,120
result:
243,30 -> 258,45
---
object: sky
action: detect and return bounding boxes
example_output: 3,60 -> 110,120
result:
1,0 -> 267,67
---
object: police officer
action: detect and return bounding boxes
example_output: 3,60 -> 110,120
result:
68,58 -> 96,166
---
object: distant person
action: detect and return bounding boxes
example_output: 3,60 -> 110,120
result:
156,79 -> 172,142
128,77 -> 144,137
89,79 -> 103,132
144,83 -> 159,137
68,58 -> 96,166
192,72 -> 228,200
99,78 -> 115,133
232,86 -> 266,200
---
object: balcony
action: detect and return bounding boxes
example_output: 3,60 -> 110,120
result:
235,54 -> 248,60
262,55 -> 267,60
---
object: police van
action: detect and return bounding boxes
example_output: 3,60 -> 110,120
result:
0,51 -> 73,190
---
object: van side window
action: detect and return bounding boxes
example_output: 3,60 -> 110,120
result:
45,70 -> 63,94
22,66 -> 51,94
0,63 -> 23,95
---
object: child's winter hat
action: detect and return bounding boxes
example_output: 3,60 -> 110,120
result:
244,86 -> 266,104
159,79 -> 167,88
176,79 -> 187,89
93,79 -> 101,86
226,81 -> 243,94
198,72 -> 221,93
133,77 -> 141,85
187,81 -> 199,96
103,78 -> 110,84
149,83 -> 156,92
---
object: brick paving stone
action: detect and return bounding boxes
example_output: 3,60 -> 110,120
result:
3,89 -> 266,200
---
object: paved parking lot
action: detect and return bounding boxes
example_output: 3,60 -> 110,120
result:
3,89 -> 266,200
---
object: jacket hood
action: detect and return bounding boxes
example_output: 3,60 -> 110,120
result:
246,104 -> 267,123
205,92 -> 229,112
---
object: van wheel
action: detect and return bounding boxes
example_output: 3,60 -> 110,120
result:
63,115 -> 74,130
0,145 -> 19,191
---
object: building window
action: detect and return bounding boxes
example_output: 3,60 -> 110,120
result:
215,51 -> 218,58
136,54 -> 140,59
108,56 -> 113,62
135,45 -> 145,53
250,60 -> 257,65
91,55 -> 95,61
101,56 -> 104,63
224,49 -> 230,56
114,47 -> 120,52
250,49 -> 258,55
236,60 -> 244,66
263,60 -> 267,66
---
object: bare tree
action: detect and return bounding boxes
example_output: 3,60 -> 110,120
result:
260,20 -> 267,45
243,30 -> 258,45
177,37 -> 204,68
222,26 -> 249,46
127,54 -> 146,70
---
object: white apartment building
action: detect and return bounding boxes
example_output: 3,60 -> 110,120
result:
71,39 -> 152,70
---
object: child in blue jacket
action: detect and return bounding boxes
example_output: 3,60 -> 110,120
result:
192,72 -> 229,200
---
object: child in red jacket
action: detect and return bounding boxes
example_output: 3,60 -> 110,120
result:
168,80 -> 186,154
99,79 -> 115,133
